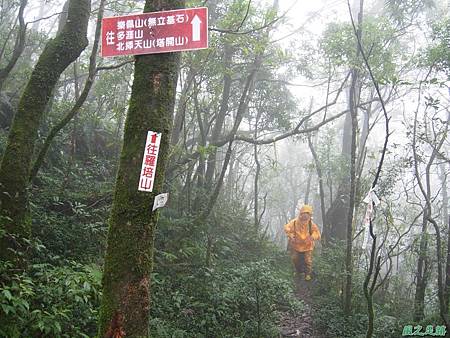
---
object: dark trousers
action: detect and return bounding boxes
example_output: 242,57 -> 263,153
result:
290,250 -> 313,275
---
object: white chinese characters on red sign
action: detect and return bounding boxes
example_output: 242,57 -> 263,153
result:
101,7 -> 208,57
139,131 -> 161,192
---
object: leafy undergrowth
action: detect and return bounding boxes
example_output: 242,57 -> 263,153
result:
0,256 -> 102,338
0,234 -> 302,338
310,242 -> 414,338
2,173 -> 303,337
148,200 -> 305,337
150,259 -> 303,337
1,157 -> 108,337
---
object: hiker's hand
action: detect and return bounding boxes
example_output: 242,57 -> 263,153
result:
307,235 -> 314,243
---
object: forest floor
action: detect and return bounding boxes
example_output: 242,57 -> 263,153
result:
278,274 -> 328,338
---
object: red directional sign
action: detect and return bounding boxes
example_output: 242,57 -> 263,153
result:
101,7 -> 208,57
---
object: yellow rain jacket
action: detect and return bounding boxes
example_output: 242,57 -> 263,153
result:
284,219 -> 321,252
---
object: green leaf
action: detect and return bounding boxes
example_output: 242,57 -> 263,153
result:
54,322 -> 61,333
2,289 -> 12,301
1,304 -> 14,314
21,299 -> 30,310
83,281 -> 91,291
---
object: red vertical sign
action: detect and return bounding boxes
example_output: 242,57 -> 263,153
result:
139,131 -> 161,192
101,7 -> 208,57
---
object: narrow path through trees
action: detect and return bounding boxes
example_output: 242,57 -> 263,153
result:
279,278 -> 327,338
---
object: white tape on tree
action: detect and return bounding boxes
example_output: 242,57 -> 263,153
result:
362,187 -> 380,249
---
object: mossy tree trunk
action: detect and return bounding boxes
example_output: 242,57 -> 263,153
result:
98,1 -> 183,336
29,0 -> 106,183
0,0 -> 90,262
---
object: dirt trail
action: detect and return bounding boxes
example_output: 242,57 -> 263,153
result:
278,276 -> 327,338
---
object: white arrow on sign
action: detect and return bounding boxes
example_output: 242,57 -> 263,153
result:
191,14 -> 202,42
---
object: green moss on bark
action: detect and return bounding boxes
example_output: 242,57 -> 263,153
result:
98,2 -> 184,336
0,0 -> 90,263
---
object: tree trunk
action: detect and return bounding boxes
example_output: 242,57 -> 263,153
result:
442,163 -> 450,313
343,0 -> 364,315
324,0 -> 362,243
324,92 -> 354,241
204,44 -> 233,188
97,1 -> 183,336
170,67 -> 195,146
29,0 -> 105,182
192,91 -> 207,212
0,0 -> 90,263
429,217 -> 450,327
446,212 -> 450,313
344,66 -> 359,316
411,96 -> 448,322
198,56 -> 260,222
304,168 -> 312,205
307,133 -> 327,234
70,61 -> 80,159
253,143 -> 261,229
225,149 -> 236,198
253,110 -> 262,232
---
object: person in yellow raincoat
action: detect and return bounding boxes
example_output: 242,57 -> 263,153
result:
284,204 -> 321,281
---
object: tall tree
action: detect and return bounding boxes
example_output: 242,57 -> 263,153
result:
323,0 -> 364,242
0,0 -> 90,263
412,99 -> 449,322
348,4 -> 392,334
97,0 -> 184,336
343,0 -> 364,315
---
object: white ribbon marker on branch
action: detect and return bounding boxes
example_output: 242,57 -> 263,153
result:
362,187 -> 380,249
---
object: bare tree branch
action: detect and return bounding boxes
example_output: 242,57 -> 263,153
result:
0,0 -> 27,91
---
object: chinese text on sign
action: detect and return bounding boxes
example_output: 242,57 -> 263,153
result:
101,7 -> 208,57
138,131 -> 161,192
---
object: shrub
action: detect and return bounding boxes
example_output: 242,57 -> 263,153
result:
0,261 -> 102,338
150,259 -> 302,337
